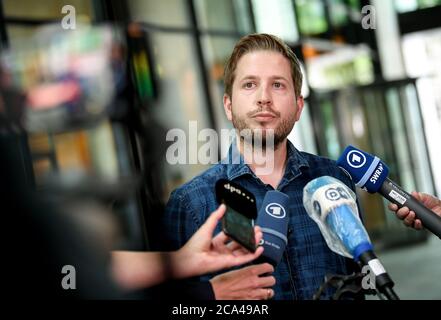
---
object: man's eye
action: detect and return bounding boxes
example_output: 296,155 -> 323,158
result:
244,82 -> 255,89
274,82 -> 283,88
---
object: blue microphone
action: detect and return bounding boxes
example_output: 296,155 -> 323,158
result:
336,145 -> 389,193
303,176 -> 371,260
337,145 -> 441,239
303,176 -> 399,300
255,190 -> 290,267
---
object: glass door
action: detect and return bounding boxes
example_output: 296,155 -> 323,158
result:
312,79 -> 432,248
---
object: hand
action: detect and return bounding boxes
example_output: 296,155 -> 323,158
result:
388,191 -> 441,230
172,204 -> 264,279
209,263 -> 276,300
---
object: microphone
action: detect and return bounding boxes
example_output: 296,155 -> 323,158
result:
255,190 -> 290,267
303,176 -> 399,300
337,145 -> 441,239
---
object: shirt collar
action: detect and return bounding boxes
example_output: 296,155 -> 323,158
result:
223,140 -> 310,181
222,141 -> 253,180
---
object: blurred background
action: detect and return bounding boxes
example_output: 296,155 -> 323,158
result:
0,0 -> 440,299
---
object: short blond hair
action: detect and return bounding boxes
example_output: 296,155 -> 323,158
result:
224,33 -> 303,98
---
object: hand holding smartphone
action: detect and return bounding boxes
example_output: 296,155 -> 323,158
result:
215,179 -> 257,252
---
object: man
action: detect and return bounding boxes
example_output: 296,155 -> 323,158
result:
160,33 -> 360,300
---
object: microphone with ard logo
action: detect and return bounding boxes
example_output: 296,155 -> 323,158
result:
255,190 -> 290,267
337,145 -> 441,239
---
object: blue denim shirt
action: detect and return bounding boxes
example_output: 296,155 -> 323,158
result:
160,141 -> 360,300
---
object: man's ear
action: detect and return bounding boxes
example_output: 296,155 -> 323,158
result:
223,94 -> 233,121
295,95 -> 304,121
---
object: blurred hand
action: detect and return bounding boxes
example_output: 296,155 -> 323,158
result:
388,191 -> 441,230
111,205 -> 264,290
210,263 -> 276,300
172,204 -> 264,279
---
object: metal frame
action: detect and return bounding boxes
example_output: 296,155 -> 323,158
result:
398,5 -> 441,34
0,0 -> 8,48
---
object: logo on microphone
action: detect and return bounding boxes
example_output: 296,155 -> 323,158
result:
325,186 -> 350,201
325,188 -> 341,201
347,150 -> 366,168
265,203 -> 286,219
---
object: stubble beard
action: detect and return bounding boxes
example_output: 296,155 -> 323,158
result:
231,106 -> 296,151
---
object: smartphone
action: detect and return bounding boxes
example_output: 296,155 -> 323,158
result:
215,179 -> 257,252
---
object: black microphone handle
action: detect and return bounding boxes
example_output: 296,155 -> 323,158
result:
254,255 -> 277,268
379,178 -> 441,239
358,250 -> 399,300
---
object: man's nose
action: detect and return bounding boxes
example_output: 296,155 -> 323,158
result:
257,85 -> 272,106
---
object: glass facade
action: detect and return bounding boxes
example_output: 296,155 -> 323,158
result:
395,0 -> 441,13
295,0 -> 328,35
200,35 -> 237,153
3,0 -> 94,20
194,0 -> 253,33
148,32 -> 213,191
310,78 -> 434,247
252,0 -> 299,42
129,0 -> 190,28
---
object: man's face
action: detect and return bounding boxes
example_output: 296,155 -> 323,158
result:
223,50 -> 304,147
